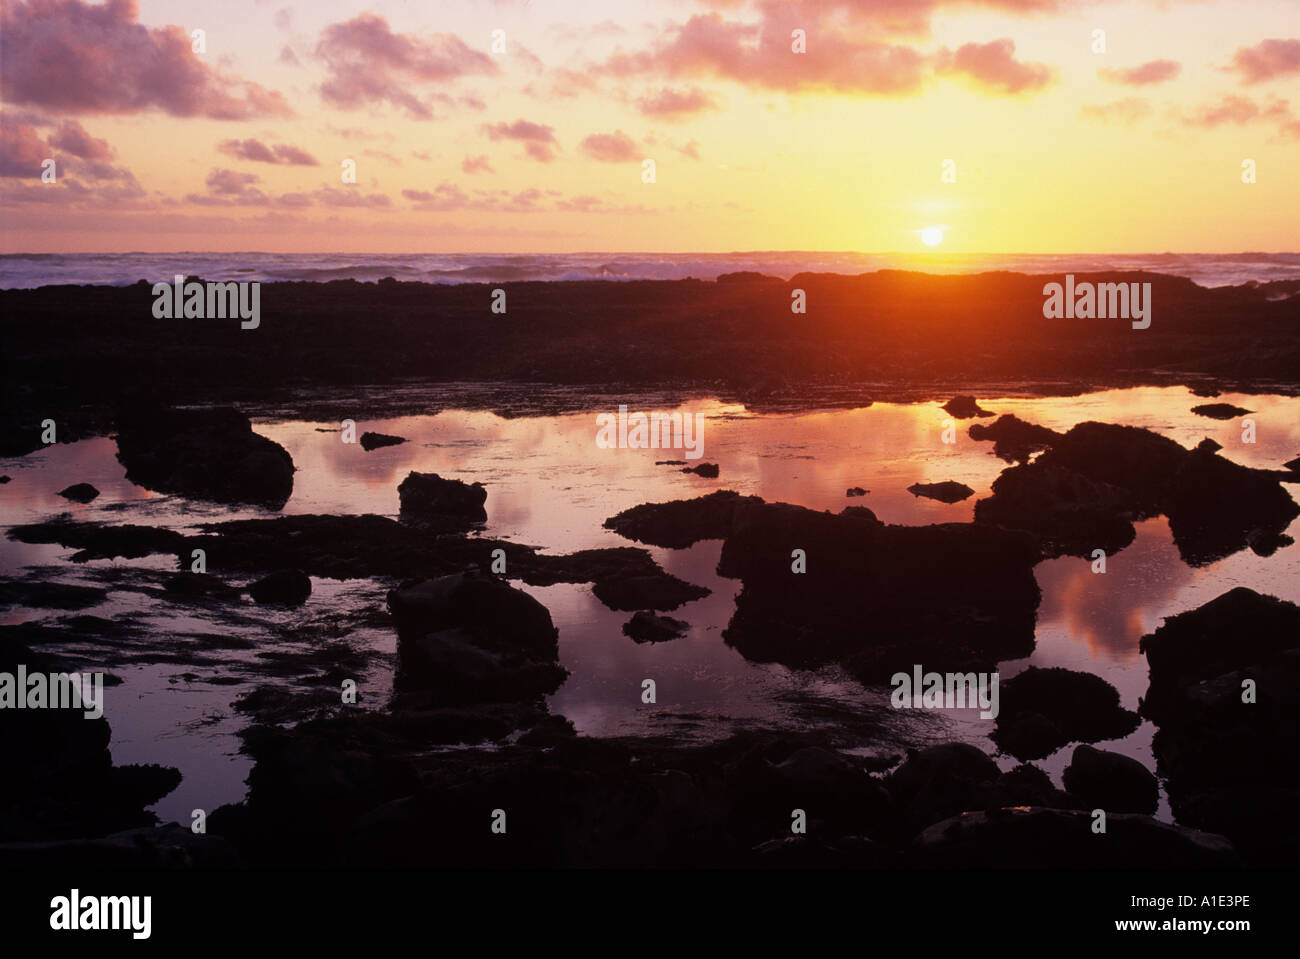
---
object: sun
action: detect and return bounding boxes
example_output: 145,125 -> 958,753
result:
920,226 -> 944,247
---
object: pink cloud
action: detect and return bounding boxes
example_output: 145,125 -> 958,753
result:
461,154 -> 494,174
1228,38 -> 1300,84
316,13 -> 499,119
636,86 -> 719,119
0,0 -> 292,119
1099,59 -> 1181,86
217,139 -> 319,166
481,119 -> 559,162
935,39 -> 1054,95
579,131 -> 640,162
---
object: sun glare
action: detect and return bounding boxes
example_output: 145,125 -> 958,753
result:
920,226 -> 944,247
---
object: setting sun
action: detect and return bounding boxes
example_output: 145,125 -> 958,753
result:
921,227 -> 945,247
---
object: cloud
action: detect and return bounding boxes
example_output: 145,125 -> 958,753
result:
279,46 -> 301,66
0,113 -> 141,198
579,130 -> 641,162
596,12 -> 929,96
1099,59 -> 1181,86
934,39 -> 1054,94
0,0 -> 292,119
1228,38 -> 1300,84
462,154 -> 494,174
0,115 -> 50,177
481,119 -> 560,162
1182,94 -> 1288,128
1079,98 -> 1152,125
316,13 -> 500,119
218,139 -> 319,166
636,86 -> 719,119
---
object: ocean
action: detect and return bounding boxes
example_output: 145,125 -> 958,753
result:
2,251 -> 1299,289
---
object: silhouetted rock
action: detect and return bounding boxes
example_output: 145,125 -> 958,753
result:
359,431 -> 406,451
1062,745 -> 1158,814
623,611 -> 689,643
846,487 -> 867,497
974,461 -> 1136,558
0,476 -> 9,484
969,414 -> 1062,463
248,569 -> 312,606
942,395 -> 993,419
397,471 -> 486,531
115,406 -> 294,508
912,807 -> 1237,867
387,571 -> 564,703
0,581 -> 107,610
7,519 -> 184,562
1196,437 -> 1223,453
163,571 -> 239,600
681,462 -> 720,478
591,570 -> 709,611
0,825 -> 240,868
993,667 -> 1140,760
1284,454 -> 1300,472
57,483 -> 99,503
605,490 -> 760,549
1191,402 -> 1251,419
907,480 -> 974,503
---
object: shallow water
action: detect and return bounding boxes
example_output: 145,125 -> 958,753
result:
2,385 -> 1297,825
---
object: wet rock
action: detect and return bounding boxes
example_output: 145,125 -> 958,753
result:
7,519 -> 184,562
969,414 -> 1062,464
623,611 -> 689,644
911,807 -> 1238,867
359,431 -> 406,451
711,497 -> 1040,681
0,581 -> 107,611
1195,437 -> 1223,453
1191,402 -> 1251,420
942,395 -> 994,419
980,421 -> 1300,566
681,462 -> 720,478
591,570 -> 709,612
604,489 -> 761,549
397,471 -> 486,531
846,487 -> 867,497
1138,587 -> 1300,862
0,476 -> 10,483
57,483 -> 99,503
1284,454 -> 1300,472
974,461 -> 1137,558
387,571 -> 565,703
655,459 -> 686,466
115,406 -> 294,508
1189,385 -> 1221,398
993,667 -> 1140,760
248,569 -> 312,606
1062,745 -> 1158,814
0,825 -> 241,868
163,571 -> 239,600
906,480 -> 974,503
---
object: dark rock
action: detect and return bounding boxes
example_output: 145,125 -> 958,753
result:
387,571 -> 565,703
163,571 -> 239,599
1284,454 -> 1300,472
397,471 -> 486,531
248,569 -> 312,606
1189,385 -> 1221,398
711,497 -> 1041,681
969,414 -> 1062,464
359,431 -> 406,451
942,395 -> 994,419
7,519 -> 184,562
655,459 -> 687,466
0,825 -> 241,868
57,483 -> 99,503
1191,402 -> 1251,420
846,487 -> 867,497
114,406 -> 294,508
0,476 -> 10,483
623,611 -> 689,644
911,807 -> 1238,867
1062,745 -> 1158,814
0,581 -> 107,611
1196,437 -> 1223,453
906,480 -> 974,503
681,462 -> 720,478
604,489 -> 760,549
974,460 -> 1137,558
993,667 -> 1140,760
591,572 -> 709,612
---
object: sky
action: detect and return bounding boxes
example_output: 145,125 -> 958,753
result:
1,0 -> 1298,254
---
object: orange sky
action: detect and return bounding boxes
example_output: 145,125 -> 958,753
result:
1,0 -> 1298,253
